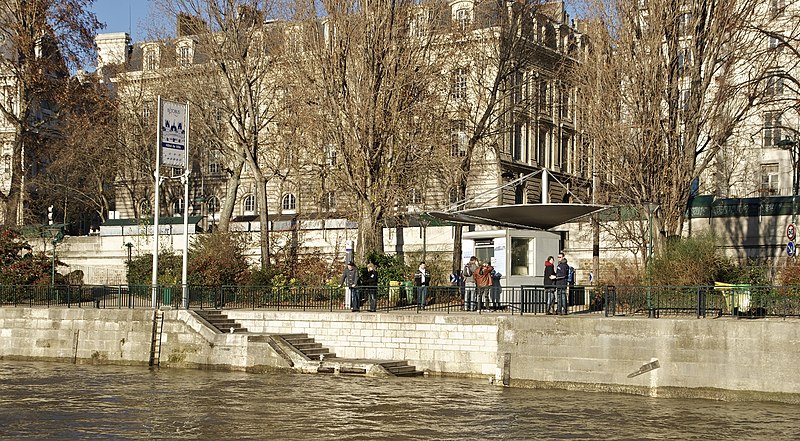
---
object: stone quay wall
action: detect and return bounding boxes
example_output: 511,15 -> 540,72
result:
1,308 -> 798,402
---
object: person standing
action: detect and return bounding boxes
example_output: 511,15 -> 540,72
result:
463,256 -> 478,311
555,252 -> 569,315
414,262 -> 431,309
340,261 -> 360,312
490,268 -> 502,310
543,256 -> 556,314
363,263 -> 379,312
474,261 -> 494,311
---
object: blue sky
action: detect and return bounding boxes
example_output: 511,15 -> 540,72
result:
90,0 -> 154,43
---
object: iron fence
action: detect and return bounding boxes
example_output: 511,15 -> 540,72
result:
603,285 -> 800,318
4,283 -> 800,318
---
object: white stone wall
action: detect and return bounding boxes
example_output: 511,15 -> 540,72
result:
226,310 -> 500,376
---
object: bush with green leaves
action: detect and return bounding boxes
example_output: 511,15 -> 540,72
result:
0,227 -> 62,285
126,251 -> 182,286
362,251 -> 412,286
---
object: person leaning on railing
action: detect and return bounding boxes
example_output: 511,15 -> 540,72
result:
363,263 -> 378,312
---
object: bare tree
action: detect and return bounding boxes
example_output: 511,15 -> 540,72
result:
157,0 -> 291,269
0,0 -> 101,226
287,0 -> 451,260
574,0 -> 795,267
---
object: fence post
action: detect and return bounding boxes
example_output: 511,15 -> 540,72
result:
697,287 -> 705,318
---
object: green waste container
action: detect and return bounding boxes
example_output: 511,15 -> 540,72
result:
163,287 -> 172,305
403,281 -> 414,305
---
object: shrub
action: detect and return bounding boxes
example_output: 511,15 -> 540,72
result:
362,251 -> 412,286
188,232 -> 250,286
0,227 -> 61,285
126,251 -> 182,286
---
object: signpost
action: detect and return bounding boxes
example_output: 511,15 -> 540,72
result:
152,97 -> 189,309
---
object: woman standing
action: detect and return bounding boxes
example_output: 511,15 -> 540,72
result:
364,263 -> 379,312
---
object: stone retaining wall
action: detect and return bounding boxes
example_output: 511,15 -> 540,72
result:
1,308 -> 799,402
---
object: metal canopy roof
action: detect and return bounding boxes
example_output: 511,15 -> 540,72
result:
426,203 -> 608,230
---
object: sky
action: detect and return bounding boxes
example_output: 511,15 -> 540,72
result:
90,0 -> 155,43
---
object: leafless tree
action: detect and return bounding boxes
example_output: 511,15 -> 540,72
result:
286,0 -> 451,260
574,0 -> 796,266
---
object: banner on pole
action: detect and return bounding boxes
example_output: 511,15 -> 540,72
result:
159,100 -> 188,167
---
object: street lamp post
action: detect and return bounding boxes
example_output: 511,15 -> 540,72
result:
777,137 -> 799,248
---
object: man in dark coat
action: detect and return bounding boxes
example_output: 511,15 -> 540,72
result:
554,252 -> 569,315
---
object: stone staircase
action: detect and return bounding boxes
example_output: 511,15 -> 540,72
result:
275,333 -> 424,377
194,310 -> 249,333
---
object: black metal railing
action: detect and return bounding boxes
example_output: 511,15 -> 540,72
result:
602,285 -> 800,318
4,283 -> 800,318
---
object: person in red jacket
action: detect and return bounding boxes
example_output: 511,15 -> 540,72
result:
474,261 -> 494,311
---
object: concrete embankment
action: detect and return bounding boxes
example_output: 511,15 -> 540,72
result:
1,308 -> 798,403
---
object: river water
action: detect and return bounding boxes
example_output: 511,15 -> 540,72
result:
0,361 -> 796,440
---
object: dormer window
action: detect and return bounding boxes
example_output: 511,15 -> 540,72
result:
142,44 -> 160,71
176,40 -> 194,67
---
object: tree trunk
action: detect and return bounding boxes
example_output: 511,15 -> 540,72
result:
357,202 -> 383,261
4,131 -> 25,226
255,174 -> 271,269
216,156 -> 244,232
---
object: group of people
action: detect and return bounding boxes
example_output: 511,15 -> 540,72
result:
340,261 -> 431,312
462,256 -> 502,311
543,251 -> 570,315
342,252 -> 570,314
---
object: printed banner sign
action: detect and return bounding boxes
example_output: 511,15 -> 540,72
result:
160,100 -> 188,167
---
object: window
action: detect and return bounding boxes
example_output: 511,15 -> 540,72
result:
451,67 -> 467,100
139,200 -> 152,217
515,184 -> 525,204
677,13 -> 692,37
410,188 -> 424,205
1,154 -> 9,175
324,144 -> 337,166
143,47 -> 159,71
538,80 -> 550,115
512,122 -> 523,161
177,44 -> 193,67
511,71 -> 524,105
450,119 -> 467,157
677,47 -> 692,75
208,149 -> 222,174
537,126 -> 547,166
448,188 -> 460,205
511,238 -> 530,276
768,35 -> 782,52
766,72 -> 784,96
760,164 -> 779,196
207,196 -> 219,214
679,89 -> 691,113
321,191 -> 336,211
282,193 -> 297,212
243,194 -> 256,214
455,8 -> 470,30
763,113 -> 782,147
173,199 -> 184,216
142,101 -> 153,123
411,10 -> 428,38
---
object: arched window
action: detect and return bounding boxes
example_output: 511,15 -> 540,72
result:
448,188 -> 460,205
243,194 -> 256,215
139,199 -> 152,217
207,196 -> 220,215
173,199 -> 184,216
282,193 -> 296,213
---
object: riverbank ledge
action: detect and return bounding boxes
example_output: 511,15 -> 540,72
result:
1,308 -> 797,403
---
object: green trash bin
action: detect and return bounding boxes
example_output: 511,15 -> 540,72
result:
403,281 -> 414,305
163,287 -> 172,305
